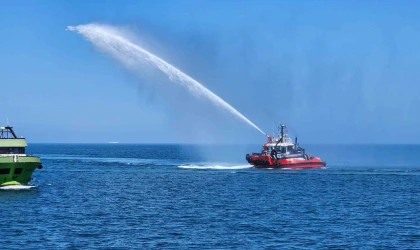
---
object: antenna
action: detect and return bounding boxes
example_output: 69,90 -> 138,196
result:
6,118 -> 9,126
272,124 -> 274,137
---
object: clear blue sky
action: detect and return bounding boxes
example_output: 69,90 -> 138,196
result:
1,0 -> 419,143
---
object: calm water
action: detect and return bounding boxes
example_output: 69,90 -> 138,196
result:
1,144 -> 420,249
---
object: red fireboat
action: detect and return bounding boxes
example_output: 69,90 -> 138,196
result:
246,124 -> 326,169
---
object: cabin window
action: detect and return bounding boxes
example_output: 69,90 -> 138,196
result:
279,147 -> 286,153
0,168 -> 10,175
14,168 -> 23,174
0,147 -> 25,154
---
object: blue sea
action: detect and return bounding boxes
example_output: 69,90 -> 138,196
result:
1,144 -> 420,249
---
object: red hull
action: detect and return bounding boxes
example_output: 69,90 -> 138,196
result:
248,155 -> 326,169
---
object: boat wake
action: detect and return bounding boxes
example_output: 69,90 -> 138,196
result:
0,185 -> 36,190
39,154 -> 179,166
178,165 -> 252,170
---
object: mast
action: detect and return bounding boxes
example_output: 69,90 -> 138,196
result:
1,126 -> 18,139
279,124 -> 286,143
8,127 -> 17,138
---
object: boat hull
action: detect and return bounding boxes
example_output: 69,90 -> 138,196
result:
253,161 -> 326,169
246,154 -> 326,169
0,156 -> 42,186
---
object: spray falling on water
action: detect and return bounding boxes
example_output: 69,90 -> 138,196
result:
67,24 -> 265,135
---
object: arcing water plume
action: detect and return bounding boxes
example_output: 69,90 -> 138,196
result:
67,23 -> 265,136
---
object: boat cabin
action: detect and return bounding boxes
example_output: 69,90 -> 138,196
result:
261,124 -> 304,157
0,126 -> 27,155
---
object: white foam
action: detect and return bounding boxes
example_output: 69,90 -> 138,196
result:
178,164 -> 252,170
39,155 -> 176,165
0,185 -> 36,190
67,23 -> 265,135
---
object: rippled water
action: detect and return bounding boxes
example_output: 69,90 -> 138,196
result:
1,144 -> 420,249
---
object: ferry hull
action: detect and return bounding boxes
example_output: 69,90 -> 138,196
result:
0,156 -> 42,186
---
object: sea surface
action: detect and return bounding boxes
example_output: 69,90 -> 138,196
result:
1,144 -> 420,249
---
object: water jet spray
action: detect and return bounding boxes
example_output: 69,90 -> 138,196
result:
68,23 -> 266,136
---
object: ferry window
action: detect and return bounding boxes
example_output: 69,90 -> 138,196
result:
14,168 -> 23,174
0,168 -> 10,175
0,148 -> 24,154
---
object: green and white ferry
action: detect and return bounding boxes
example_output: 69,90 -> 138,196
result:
0,126 -> 42,187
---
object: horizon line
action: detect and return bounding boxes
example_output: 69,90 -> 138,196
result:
25,142 -> 420,146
